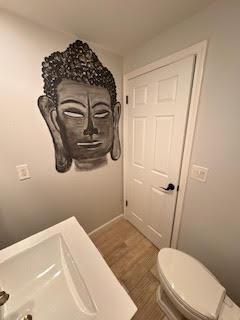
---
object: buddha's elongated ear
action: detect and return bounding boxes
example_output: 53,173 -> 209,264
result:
111,102 -> 121,160
38,95 -> 72,172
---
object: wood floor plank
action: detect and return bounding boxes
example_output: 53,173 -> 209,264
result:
110,236 -> 153,279
104,242 -> 129,266
124,229 -> 147,247
91,219 -> 138,257
90,218 -> 167,320
121,246 -> 158,292
132,292 -> 165,320
130,271 -> 160,309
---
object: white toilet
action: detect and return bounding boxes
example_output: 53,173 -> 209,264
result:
156,248 -> 240,320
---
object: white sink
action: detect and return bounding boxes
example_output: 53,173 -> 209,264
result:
0,217 -> 137,320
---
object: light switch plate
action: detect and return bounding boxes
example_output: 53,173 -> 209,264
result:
16,164 -> 31,181
191,165 -> 208,182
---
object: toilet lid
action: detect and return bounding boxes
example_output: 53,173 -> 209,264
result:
158,249 -> 226,320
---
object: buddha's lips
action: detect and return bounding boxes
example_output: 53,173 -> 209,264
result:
77,141 -> 102,148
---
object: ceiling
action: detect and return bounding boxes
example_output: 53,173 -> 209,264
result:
0,0 -> 215,54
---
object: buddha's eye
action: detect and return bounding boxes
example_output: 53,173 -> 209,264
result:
64,111 -> 84,118
94,111 -> 110,118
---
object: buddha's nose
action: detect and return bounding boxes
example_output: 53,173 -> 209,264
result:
83,114 -> 98,137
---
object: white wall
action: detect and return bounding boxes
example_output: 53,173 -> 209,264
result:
0,10 -> 123,249
124,0 -> 240,304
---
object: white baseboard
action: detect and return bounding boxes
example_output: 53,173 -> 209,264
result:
88,214 -> 124,236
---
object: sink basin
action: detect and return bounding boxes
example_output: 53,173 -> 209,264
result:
0,217 -> 137,320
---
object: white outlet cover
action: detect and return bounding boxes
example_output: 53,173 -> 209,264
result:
191,165 -> 208,182
16,164 -> 31,181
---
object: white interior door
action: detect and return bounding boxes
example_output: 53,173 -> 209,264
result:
125,55 -> 195,249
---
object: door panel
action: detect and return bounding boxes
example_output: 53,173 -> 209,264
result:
157,76 -> 178,102
130,178 -> 145,222
152,116 -> 173,175
132,117 -> 146,167
126,56 -> 195,249
133,85 -> 148,106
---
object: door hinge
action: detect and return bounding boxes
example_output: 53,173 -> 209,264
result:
125,200 -> 128,207
177,185 -> 179,192
126,95 -> 129,104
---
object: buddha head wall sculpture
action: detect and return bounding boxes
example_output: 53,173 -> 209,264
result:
38,40 -> 121,172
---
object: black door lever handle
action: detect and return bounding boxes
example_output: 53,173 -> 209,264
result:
160,183 -> 175,191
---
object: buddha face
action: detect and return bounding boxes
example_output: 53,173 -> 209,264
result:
38,79 -> 121,172
57,79 -> 114,160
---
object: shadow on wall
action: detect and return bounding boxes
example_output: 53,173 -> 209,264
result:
0,209 -> 12,250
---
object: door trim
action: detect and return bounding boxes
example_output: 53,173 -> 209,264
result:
123,40 -> 208,248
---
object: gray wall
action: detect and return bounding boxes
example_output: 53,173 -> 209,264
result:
0,11 -> 123,249
124,0 -> 240,304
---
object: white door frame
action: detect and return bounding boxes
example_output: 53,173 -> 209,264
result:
123,40 -> 208,248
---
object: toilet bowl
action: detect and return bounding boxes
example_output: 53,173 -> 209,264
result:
156,248 -> 240,320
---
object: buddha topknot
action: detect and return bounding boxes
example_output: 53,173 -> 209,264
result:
41,40 -> 117,106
